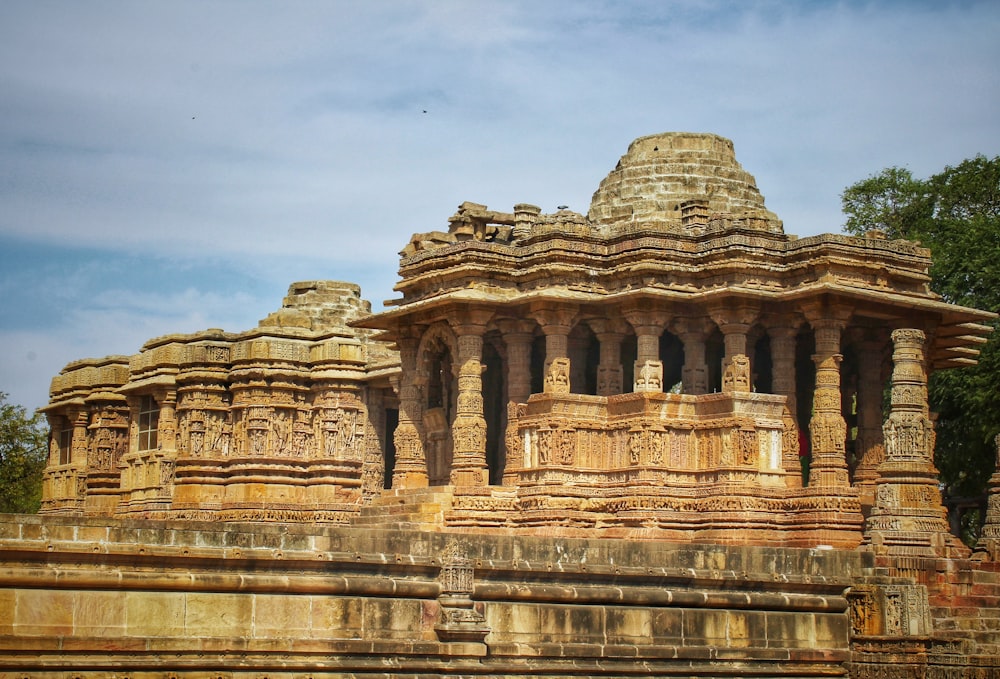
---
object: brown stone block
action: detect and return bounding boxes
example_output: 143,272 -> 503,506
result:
604,607 -> 652,645
814,611 -> 849,647
0,634 -> 62,651
20,523 -> 43,541
125,591 -> 185,637
74,591 -> 126,636
60,636 -> 146,652
196,634 -> 249,652
107,527 -> 140,544
0,590 -> 14,632
192,529 -> 226,547
279,532 -> 312,552
40,524 -> 76,541
536,605 -> 604,644
251,530 -> 284,549
0,517 -> 22,540
252,593 -> 311,638
310,596 -> 363,638
76,525 -> 110,543
184,592 -> 251,637
766,611 -> 814,648
682,608 -> 728,644
223,529 -> 254,548
15,589 -> 74,636
362,598 -> 428,640
649,608 -> 683,644
483,602 -> 540,643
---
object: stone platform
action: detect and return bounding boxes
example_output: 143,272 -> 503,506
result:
0,513 -> 860,678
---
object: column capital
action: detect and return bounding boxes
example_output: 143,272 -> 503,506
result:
449,307 -> 494,334
708,302 -> 759,330
760,310 -> 803,331
800,300 -> 852,329
623,307 -> 668,333
768,324 -> 799,342
587,317 -> 630,337
670,316 -> 714,339
531,304 -> 578,334
151,385 -> 178,404
496,318 -> 536,338
394,322 -> 427,344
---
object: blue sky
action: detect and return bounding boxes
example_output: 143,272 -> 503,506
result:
2,0 -> 999,412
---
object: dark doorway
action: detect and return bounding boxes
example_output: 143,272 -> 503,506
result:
383,408 -> 398,489
483,339 -> 506,485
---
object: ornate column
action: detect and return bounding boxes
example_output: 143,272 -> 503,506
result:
589,318 -> 627,396
153,387 -> 178,452
977,434 -> 1000,560
769,324 -> 798,415
450,315 -> 491,487
498,320 -> 534,405
674,317 -> 712,395
497,319 -> 534,487
69,407 -> 90,468
866,329 -> 967,557
852,329 -> 888,515
624,309 -> 664,393
769,321 -> 802,488
709,303 -> 758,394
803,305 -> 852,488
534,305 -> 576,394
567,332 -> 589,393
392,328 -> 428,488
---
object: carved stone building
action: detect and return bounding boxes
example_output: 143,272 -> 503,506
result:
4,132 -> 1000,677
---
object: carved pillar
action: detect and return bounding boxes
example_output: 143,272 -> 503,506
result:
154,387 -> 178,452
769,323 -> 802,488
450,320 -> 489,487
534,306 -> 575,394
866,328 -> 968,557
589,318 -> 627,396
625,309 -> 664,393
567,332 -> 589,393
499,321 -> 534,404
709,303 -> 758,394
154,388 -> 178,502
359,385 -> 386,503
769,325 -> 798,414
497,320 -> 533,487
674,318 -> 712,395
977,434 -> 1000,560
69,407 -> 90,468
392,330 -> 428,488
852,330 -> 888,516
804,310 -> 851,488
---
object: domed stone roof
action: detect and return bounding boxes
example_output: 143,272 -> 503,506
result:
587,132 -> 782,232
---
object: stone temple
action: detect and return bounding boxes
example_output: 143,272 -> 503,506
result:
4,132 -> 1000,677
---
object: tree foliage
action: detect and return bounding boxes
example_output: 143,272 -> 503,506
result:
842,156 -> 1000,508
0,392 -> 48,513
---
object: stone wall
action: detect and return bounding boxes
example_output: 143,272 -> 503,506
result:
0,514 -> 861,677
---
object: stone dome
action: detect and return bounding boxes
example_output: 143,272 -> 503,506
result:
587,132 -> 782,232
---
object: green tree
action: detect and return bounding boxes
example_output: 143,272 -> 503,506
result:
0,392 -> 49,513
842,156 -> 1000,544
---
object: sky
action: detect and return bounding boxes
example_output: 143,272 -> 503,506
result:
1,0 -> 999,413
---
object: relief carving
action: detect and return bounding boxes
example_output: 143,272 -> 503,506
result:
544,357 -> 571,394
722,354 -> 751,393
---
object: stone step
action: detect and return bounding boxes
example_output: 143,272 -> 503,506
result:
353,488 -> 456,529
